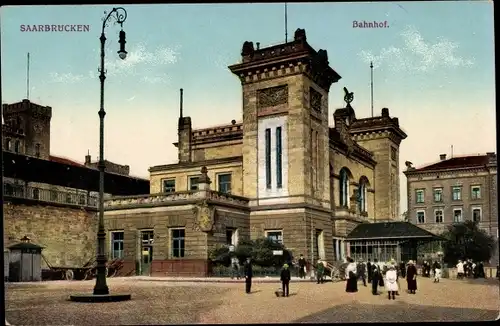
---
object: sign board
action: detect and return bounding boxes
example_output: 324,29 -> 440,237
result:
272,250 -> 283,256
229,245 -> 235,252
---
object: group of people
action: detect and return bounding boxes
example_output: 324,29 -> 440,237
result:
455,259 -> 486,279
344,257 -> 419,299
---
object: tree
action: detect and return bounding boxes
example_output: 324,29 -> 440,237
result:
208,238 -> 292,267
441,220 -> 496,265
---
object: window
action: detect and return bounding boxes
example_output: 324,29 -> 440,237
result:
433,188 -> 443,203
189,177 -> 199,191
50,190 -> 58,201
266,230 -> 283,244
65,193 -> 73,203
453,209 -> 463,223
110,231 -> 124,259
5,138 -> 12,151
163,179 -> 176,193
452,186 -> 462,201
471,186 -> 481,200
14,140 -> 20,153
265,128 -> 271,189
35,143 -> 40,157
416,211 -> 425,224
217,174 -> 232,194
78,194 -> 86,205
358,178 -> 367,213
172,229 -> 185,258
339,168 -> 349,207
276,127 -> 283,188
472,208 -> 481,222
226,228 -> 238,246
32,188 -> 40,200
415,189 -> 425,203
391,147 -> 397,161
4,184 -> 14,196
434,209 -> 443,223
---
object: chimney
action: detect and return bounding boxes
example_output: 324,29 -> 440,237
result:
381,108 -> 389,117
439,154 -> 447,161
85,150 -> 91,165
256,42 -> 260,50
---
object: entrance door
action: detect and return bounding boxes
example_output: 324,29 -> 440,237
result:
140,231 -> 154,276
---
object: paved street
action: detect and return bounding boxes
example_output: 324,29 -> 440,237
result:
5,276 -> 499,325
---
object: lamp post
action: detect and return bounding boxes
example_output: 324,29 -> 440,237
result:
70,7 -> 130,302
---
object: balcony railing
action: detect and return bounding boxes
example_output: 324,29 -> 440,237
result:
3,184 -> 98,208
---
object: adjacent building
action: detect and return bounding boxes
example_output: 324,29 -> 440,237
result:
103,28 -> 408,276
404,152 -> 498,263
2,99 -> 149,269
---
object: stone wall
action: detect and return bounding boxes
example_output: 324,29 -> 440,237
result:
4,200 -> 97,268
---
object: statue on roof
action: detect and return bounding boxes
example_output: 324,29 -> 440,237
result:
343,87 -> 354,105
241,41 -> 255,56
294,28 -> 306,42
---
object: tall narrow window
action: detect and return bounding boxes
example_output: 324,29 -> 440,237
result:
339,168 -> 349,207
35,143 -> 40,158
315,130 -> 319,190
276,127 -> 282,188
14,140 -> 20,153
111,231 -> 124,259
265,128 -> 271,189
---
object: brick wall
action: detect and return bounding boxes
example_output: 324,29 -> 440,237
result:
4,200 -> 97,268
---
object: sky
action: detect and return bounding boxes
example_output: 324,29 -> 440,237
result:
0,2 -> 496,214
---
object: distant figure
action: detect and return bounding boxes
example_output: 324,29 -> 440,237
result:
406,260 -> 418,294
345,257 -> 358,293
456,260 -> 464,279
316,259 -> 325,284
357,259 -> 367,286
371,263 -> 380,295
298,254 -> 307,279
433,261 -> 442,283
399,261 -> 406,278
231,256 -> 240,280
279,263 -> 291,297
367,259 -> 372,283
243,257 -> 253,294
385,265 -> 399,300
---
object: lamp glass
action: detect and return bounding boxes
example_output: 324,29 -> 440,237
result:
118,51 -> 127,60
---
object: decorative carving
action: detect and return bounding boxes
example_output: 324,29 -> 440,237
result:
33,123 -> 43,134
294,28 -> 306,42
241,41 -> 254,56
343,87 -> 354,106
310,87 -> 322,112
257,85 -> 288,108
196,200 -> 215,232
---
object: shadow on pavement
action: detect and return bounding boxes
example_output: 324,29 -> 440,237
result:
294,303 -> 498,323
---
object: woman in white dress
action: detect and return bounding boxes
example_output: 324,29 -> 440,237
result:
385,265 -> 399,300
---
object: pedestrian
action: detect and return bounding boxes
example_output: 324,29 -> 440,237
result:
231,255 -> 240,279
297,254 -> 307,279
243,257 -> 253,294
399,261 -> 406,278
433,261 -> 442,283
278,263 -> 291,297
456,260 -> 464,279
357,259 -> 367,286
406,260 -> 418,294
345,257 -> 358,293
478,261 -> 485,278
316,259 -> 325,284
371,263 -> 380,295
385,265 -> 399,300
367,258 -> 372,283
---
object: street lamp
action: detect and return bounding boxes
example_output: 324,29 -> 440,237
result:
70,7 -> 130,302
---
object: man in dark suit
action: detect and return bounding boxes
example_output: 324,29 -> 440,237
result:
243,257 -> 253,294
367,259 -> 372,283
279,263 -> 291,297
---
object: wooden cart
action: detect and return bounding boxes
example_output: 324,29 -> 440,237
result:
41,255 -> 124,281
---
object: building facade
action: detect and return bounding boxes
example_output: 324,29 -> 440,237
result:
404,152 -> 498,263
103,28 -> 407,276
2,99 -> 150,269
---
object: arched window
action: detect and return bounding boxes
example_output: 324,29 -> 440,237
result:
358,178 -> 368,213
14,140 -> 20,153
5,138 -> 12,151
339,168 -> 350,207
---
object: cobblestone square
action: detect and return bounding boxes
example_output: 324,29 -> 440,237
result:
5,277 -> 499,325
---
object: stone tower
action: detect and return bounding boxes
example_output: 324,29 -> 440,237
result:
2,99 -> 52,160
350,108 -> 407,220
229,29 -> 341,262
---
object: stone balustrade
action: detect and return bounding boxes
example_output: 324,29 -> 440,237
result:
104,190 -> 249,210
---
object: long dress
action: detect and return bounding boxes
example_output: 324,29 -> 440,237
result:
406,265 -> 417,291
345,263 -> 358,292
385,270 -> 399,292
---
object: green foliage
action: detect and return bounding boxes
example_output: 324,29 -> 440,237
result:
208,238 -> 292,268
441,220 -> 496,265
